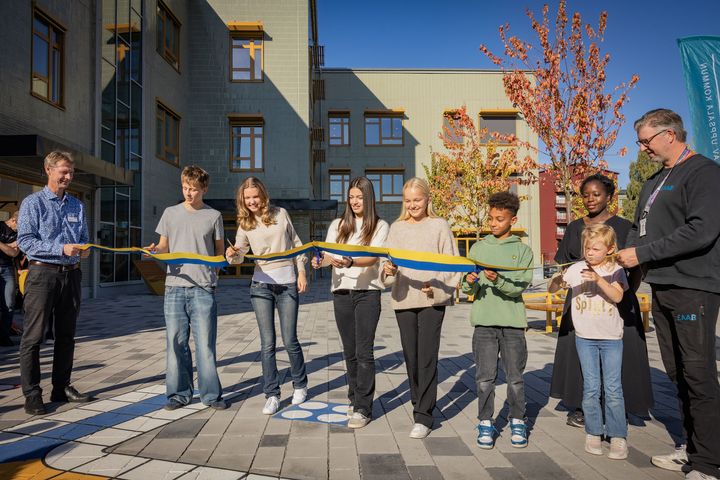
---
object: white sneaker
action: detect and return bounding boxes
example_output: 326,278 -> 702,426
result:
262,396 -> 279,415
652,445 -> 688,472
291,387 -> 307,405
409,423 -> 431,439
347,412 -> 370,429
346,406 -> 354,418
685,471 -> 719,480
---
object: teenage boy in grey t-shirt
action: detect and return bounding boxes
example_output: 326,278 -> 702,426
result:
146,166 -> 227,410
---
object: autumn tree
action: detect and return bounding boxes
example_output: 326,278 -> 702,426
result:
480,0 -> 638,218
424,107 -> 537,240
621,150 -> 660,221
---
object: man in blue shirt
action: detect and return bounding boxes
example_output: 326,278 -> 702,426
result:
17,151 -> 92,415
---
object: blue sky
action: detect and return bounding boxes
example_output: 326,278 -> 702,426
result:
317,0 -> 720,187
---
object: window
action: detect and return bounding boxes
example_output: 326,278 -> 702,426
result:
555,193 -> 566,206
556,225 -> 566,236
556,209 -> 568,222
329,170 -> 351,202
156,101 -> 180,166
479,112 -> 517,143
231,34 -> 263,81
328,112 -> 350,146
31,7 -> 64,107
442,111 -> 463,144
230,116 -> 264,171
365,113 -> 403,146
366,170 -> 404,202
156,1 -> 180,70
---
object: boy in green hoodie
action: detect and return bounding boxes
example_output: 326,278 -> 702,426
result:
461,191 -> 534,450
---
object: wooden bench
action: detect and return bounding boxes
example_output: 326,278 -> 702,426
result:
523,291 -> 651,333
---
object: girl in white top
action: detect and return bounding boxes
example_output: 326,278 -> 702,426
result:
226,177 -> 308,415
311,177 -> 389,429
549,223 -> 629,460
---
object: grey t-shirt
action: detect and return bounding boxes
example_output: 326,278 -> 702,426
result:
156,203 -> 224,288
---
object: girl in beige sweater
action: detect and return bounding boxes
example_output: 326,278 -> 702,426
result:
382,177 -> 460,439
226,177 -> 308,415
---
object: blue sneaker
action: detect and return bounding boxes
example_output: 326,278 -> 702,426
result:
510,418 -> 528,448
476,420 -> 496,449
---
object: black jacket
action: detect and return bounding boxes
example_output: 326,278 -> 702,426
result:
627,154 -> 720,292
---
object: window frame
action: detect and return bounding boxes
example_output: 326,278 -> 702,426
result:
365,169 -> 405,203
230,32 -> 264,82
364,112 -> 404,147
155,99 -> 181,167
229,115 -> 264,172
328,111 -> 350,147
156,0 -> 181,72
328,169 -> 351,202
478,111 -> 518,145
30,5 -> 66,109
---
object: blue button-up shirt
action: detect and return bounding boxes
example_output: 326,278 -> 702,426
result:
17,187 -> 89,265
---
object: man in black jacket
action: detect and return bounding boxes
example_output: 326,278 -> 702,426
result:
617,109 -> 720,480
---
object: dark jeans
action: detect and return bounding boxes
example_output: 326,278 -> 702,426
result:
19,266 -> 81,397
250,281 -> 307,398
333,289 -> 381,417
473,326 -> 527,421
396,306 -> 445,428
0,265 -> 15,340
651,285 -> 720,476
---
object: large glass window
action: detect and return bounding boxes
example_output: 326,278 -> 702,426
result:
366,170 -> 404,202
31,7 -> 64,107
365,114 -> 403,146
230,119 -> 264,171
100,0 -> 143,284
329,170 -> 350,202
156,0 -> 180,70
442,111 -> 463,144
156,101 -> 180,166
328,113 -> 350,146
231,34 -> 263,81
479,113 -> 516,143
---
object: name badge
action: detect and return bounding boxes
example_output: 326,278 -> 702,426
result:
67,214 -> 79,223
639,218 -> 646,237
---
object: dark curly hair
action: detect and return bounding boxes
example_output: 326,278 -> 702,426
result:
488,191 -> 520,216
580,174 -> 615,198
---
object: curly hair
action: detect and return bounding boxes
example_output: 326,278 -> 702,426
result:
488,191 -> 520,216
235,177 -> 277,231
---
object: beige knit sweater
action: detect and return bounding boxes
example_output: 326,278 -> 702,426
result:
381,217 -> 461,310
228,207 -> 307,273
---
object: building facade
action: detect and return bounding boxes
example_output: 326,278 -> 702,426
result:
0,0 -> 540,296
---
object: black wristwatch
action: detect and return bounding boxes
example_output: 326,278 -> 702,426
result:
344,256 -> 354,268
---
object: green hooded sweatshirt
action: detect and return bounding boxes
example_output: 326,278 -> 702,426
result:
461,234 -> 534,328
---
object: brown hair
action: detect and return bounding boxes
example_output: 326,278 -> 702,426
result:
44,151 -> 74,168
397,177 -> 438,221
181,165 -> 210,189
235,177 -> 277,231
336,176 -> 380,246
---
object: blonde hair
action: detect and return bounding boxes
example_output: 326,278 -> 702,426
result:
44,151 -> 74,168
235,177 -> 277,231
397,177 -> 438,221
581,223 -> 617,265
181,165 -> 210,189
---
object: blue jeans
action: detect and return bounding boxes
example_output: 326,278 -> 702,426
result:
250,281 -> 307,398
576,336 -> 627,438
0,265 -> 15,335
164,286 -> 222,405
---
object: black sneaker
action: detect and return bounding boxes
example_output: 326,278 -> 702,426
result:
164,398 -> 185,411
567,410 -> 585,428
24,395 -> 46,415
208,399 -> 228,410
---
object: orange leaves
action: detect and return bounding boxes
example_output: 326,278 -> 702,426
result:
480,0 -> 637,207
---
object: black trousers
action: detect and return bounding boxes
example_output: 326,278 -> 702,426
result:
19,266 -> 81,397
333,289 -> 381,417
651,284 -> 720,476
395,306 -> 445,428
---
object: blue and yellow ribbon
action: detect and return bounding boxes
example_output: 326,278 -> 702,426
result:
79,241 -> 547,273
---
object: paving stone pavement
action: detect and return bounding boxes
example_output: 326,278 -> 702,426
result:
0,276 -> 708,480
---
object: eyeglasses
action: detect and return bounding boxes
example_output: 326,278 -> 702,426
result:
635,129 -> 668,147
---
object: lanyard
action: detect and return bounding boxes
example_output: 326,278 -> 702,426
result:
641,147 -> 690,219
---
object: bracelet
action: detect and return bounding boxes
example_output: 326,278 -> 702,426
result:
344,256 -> 354,268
